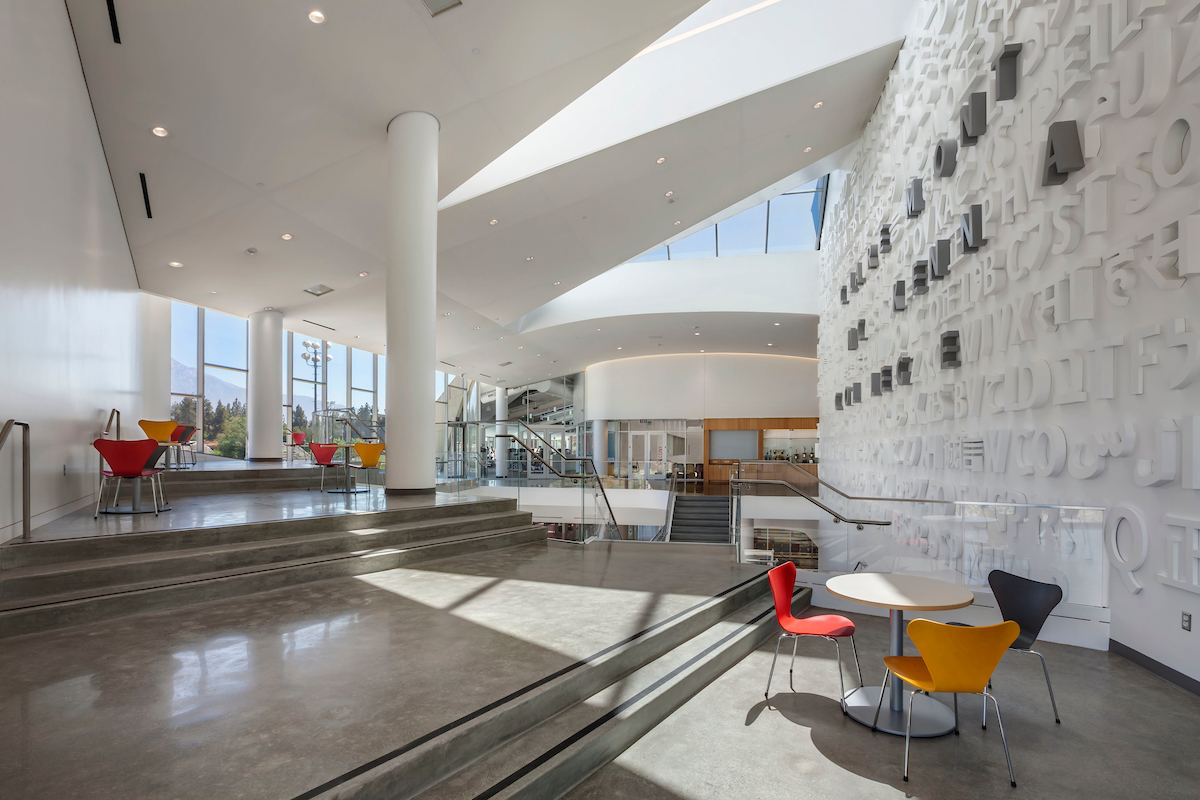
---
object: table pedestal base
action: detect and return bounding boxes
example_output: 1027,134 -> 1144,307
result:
843,686 -> 957,737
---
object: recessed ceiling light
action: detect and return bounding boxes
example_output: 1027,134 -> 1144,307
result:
767,343 -> 774,346
665,191 -> 673,197
210,291 -> 217,294
489,219 -> 498,225
553,281 -> 561,286
498,336 -> 504,340
804,147 -> 812,153
518,346 -> 523,349
358,271 -> 369,277
694,332 -> 700,336
443,312 -> 452,316
774,322 -> 780,326
474,326 -> 480,330
526,256 -> 534,261
656,157 -> 666,164
309,10 -> 325,23
281,233 -> 292,240
673,220 -> 681,226
245,247 -> 257,255
700,350 -> 705,352
168,261 -> 182,268
151,126 -> 169,137
536,353 -> 541,357
264,306 -> 274,311
813,101 -> 823,108
617,347 -> 622,350
354,335 -> 360,339
471,47 -> 480,55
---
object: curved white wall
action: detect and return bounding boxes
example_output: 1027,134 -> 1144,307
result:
585,353 -> 817,421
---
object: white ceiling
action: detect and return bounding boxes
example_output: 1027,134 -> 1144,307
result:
66,0 -> 907,389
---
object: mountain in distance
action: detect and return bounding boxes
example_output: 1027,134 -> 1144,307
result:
171,359 -> 246,406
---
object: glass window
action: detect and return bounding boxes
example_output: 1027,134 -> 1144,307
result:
630,246 -> 669,263
668,225 -> 716,260
352,348 -> 374,390
171,302 -> 198,395
204,310 -> 247,370
171,395 -> 199,428
767,193 -> 820,253
327,343 -> 347,410
292,379 -> 319,435
293,336 -> 324,383
716,204 -> 767,257
352,389 -> 374,418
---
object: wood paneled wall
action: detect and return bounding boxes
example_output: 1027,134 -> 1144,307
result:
702,417 -> 818,486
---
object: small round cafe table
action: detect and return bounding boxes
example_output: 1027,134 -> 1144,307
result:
825,572 -> 974,737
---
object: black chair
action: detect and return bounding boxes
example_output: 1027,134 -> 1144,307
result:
988,569 -> 1063,724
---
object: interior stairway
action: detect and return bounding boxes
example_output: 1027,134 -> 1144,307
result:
668,495 -> 731,544
296,572 -> 810,800
0,499 -> 540,638
157,464 -> 326,496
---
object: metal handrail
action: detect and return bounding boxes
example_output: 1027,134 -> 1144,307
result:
735,460 -> 941,505
313,407 -> 383,441
654,468 -> 680,542
497,434 -> 620,540
730,477 -> 891,529
103,408 -> 120,439
0,420 -> 31,542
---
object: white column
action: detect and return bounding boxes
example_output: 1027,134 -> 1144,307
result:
246,310 -> 283,461
592,420 -> 608,477
495,386 -> 509,478
385,111 -> 439,492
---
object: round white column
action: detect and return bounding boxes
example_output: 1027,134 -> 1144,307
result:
495,386 -> 509,478
246,310 -> 283,461
592,420 -> 608,477
385,111 -> 439,493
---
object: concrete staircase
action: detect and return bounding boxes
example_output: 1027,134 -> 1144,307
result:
669,495 -> 731,544
157,464 -> 326,496
296,572 -> 808,800
0,499 -> 540,638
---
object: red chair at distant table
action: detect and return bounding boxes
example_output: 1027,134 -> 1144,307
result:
93,438 -> 168,517
765,560 -> 864,713
308,442 -> 343,491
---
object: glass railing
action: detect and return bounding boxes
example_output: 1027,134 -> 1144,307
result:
730,461 -> 1107,608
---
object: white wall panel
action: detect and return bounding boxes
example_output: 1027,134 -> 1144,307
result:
586,353 -> 817,420
820,0 -> 1200,679
0,1 -> 159,541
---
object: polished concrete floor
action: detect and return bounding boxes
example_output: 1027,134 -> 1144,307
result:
0,542 -> 759,800
26,487 -> 482,542
568,610 -> 1200,800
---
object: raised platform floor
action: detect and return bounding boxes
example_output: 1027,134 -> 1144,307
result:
0,541 -> 765,800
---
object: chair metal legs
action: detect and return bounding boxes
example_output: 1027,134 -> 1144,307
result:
1021,648 -> 1061,723
903,689 -> 916,781
871,668 -> 890,730
765,633 -> 787,699
789,635 -> 799,692
765,632 -> 861,712
953,692 -> 959,734
94,475 -> 108,518
985,690 -> 1017,787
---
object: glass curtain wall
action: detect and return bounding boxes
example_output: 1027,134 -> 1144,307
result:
631,175 -> 829,262
282,332 -> 386,445
169,301 -> 248,458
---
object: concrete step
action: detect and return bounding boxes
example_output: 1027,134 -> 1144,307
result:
296,572 -> 778,800
0,498 -> 520,569
0,525 -> 545,639
670,534 -> 730,544
0,510 -> 532,601
671,514 -> 727,523
409,587 -> 811,800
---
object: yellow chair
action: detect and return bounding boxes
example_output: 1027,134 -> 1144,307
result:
872,619 -> 1020,787
351,442 -> 386,490
138,420 -> 179,470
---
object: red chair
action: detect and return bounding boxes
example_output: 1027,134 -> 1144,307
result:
765,561 -> 863,713
285,430 -> 310,463
308,442 -> 343,491
170,424 -> 198,467
93,438 -> 167,517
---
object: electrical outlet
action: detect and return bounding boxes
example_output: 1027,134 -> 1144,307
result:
1184,612 -> 1192,632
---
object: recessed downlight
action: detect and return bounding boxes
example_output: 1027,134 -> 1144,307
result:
526,256 -> 534,261
151,126 -> 169,137
309,10 -> 325,23
813,101 -> 823,108
265,306 -> 274,311
665,191 -> 673,197
168,261 -> 182,268
553,281 -> 561,286
694,332 -> 700,336
774,322 -> 781,326
804,147 -> 813,153
281,233 -> 292,240
617,346 -> 623,350
767,343 -> 774,346
358,271 -> 369,277
443,312 -> 452,316
210,291 -> 217,294
656,157 -> 666,164
673,220 -> 681,226
489,219 -> 498,225
245,247 -> 257,255
474,326 -> 480,330
518,346 -> 523,349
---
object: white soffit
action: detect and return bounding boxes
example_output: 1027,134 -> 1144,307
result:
439,0 -> 914,208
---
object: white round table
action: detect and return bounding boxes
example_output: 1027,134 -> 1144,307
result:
825,573 -> 974,737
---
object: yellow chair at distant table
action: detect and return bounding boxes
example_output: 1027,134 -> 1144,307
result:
351,442 -> 385,490
872,619 -> 1021,787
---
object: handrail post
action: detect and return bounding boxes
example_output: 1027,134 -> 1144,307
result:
1,420 -> 32,542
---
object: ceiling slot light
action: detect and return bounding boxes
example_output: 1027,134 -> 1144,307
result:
489,219 -> 498,225
309,10 -> 325,23
804,147 -> 813,153
656,157 -> 666,164
813,101 -> 823,108
665,191 -> 673,197
168,261 -> 182,268
151,126 -> 169,137
281,233 -> 292,240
